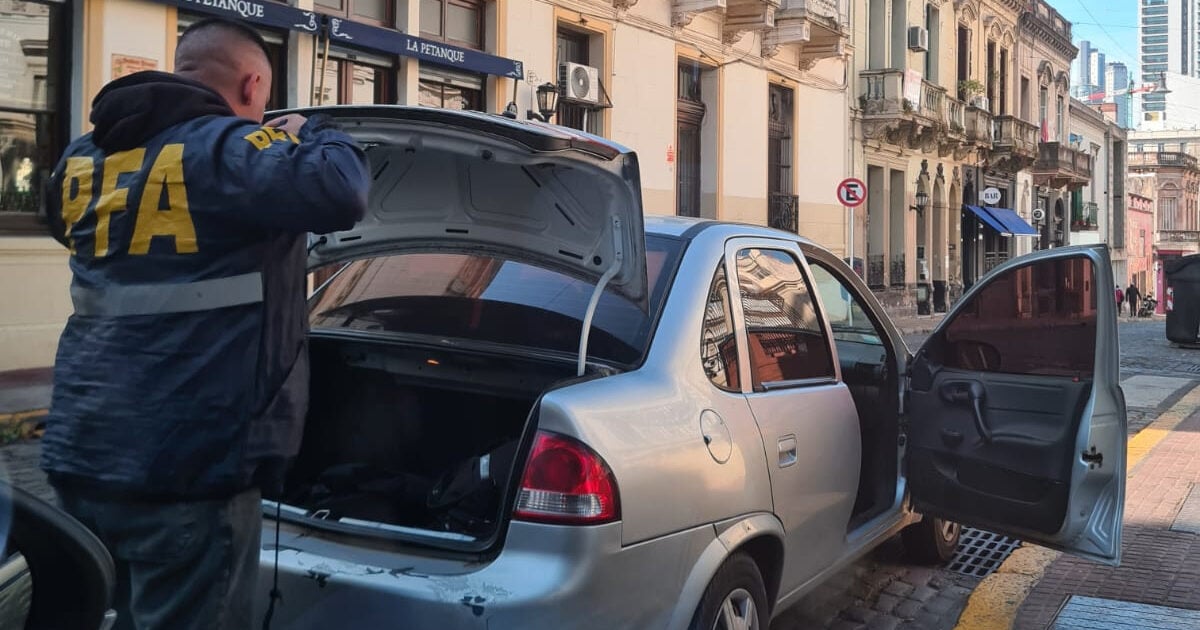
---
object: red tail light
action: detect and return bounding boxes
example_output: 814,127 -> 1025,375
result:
513,431 -> 620,525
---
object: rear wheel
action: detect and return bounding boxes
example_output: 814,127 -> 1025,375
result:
902,516 -> 960,564
689,552 -> 769,630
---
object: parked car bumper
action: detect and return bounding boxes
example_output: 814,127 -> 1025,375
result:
254,519 -> 716,629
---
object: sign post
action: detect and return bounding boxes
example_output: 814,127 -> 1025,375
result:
837,178 -> 867,278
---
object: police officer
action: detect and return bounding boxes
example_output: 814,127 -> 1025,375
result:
40,18 -> 370,630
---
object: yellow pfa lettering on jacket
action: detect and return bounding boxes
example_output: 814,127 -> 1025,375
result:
61,143 -> 198,257
243,125 -> 299,151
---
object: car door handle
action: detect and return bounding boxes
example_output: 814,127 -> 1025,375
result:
940,381 -> 992,443
778,435 -> 797,468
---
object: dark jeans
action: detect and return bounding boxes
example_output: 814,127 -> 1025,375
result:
55,486 -> 262,630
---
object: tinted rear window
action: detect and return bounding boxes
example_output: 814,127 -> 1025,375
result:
309,235 -> 682,365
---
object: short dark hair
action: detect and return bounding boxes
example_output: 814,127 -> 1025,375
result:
179,17 -> 270,60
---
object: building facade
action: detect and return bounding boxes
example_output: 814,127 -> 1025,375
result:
1020,0 -> 1091,253
1129,150 -> 1200,310
0,0 -> 860,371
852,0 -> 1044,315
1068,98 -> 1128,280
1128,175 -> 1156,306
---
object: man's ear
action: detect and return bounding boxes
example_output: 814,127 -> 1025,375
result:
240,73 -> 260,107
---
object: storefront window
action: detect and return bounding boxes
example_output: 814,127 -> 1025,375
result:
0,0 -> 66,232
418,66 -> 483,110
420,0 -> 482,49
314,50 -> 396,105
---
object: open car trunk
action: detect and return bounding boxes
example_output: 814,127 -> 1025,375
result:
272,334 -> 585,551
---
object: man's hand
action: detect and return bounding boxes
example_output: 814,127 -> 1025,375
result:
264,114 -> 308,137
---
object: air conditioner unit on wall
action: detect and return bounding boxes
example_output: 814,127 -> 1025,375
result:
908,26 -> 929,53
558,62 -> 601,105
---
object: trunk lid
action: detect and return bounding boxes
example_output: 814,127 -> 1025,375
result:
281,106 -> 649,307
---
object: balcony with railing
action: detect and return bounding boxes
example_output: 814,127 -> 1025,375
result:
859,70 -> 948,152
767,193 -> 799,233
1032,142 -> 1092,189
990,115 -> 1038,171
1128,151 -> 1200,172
946,97 -> 966,137
764,0 -> 849,62
1159,230 -> 1200,243
963,105 -> 992,148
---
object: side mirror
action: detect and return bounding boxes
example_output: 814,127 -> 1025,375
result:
949,340 -> 1002,372
0,480 -> 116,629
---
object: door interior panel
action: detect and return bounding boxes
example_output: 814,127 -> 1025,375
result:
908,364 -> 1092,534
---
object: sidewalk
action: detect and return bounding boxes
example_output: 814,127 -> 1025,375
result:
1012,386 -> 1200,628
0,368 -> 51,417
890,313 -> 946,336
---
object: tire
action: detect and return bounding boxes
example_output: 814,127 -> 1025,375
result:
689,552 -> 769,630
902,516 -> 961,565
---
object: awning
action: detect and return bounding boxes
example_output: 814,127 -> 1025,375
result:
986,207 -> 1039,237
156,0 -> 525,79
964,205 -> 1039,237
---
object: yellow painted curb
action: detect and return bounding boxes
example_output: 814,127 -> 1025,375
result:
953,384 -> 1200,630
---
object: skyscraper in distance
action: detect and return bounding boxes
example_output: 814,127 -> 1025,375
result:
1138,0 -> 1197,125
1106,62 -> 1131,128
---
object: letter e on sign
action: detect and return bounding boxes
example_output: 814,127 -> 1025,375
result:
837,178 -> 866,208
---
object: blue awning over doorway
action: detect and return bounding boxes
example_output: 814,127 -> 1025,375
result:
963,205 -> 1038,237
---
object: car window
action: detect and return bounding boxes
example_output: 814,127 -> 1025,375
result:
808,261 -> 884,347
735,248 -> 835,389
308,235 -> 683,366
702,263 -> 740,392
926,255 -> 1096,377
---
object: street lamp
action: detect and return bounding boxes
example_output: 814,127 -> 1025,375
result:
528,82 -> 559,122
912,190 -> 929,215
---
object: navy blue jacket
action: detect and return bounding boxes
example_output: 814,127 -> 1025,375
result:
41,72 -> 369,499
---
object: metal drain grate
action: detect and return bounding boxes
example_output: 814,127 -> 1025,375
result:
946,528 -> 1021,578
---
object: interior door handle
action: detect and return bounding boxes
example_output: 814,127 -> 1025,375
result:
940,381 -> 992,443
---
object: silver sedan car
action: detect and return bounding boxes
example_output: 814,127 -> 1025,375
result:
256,106 -> 1127,629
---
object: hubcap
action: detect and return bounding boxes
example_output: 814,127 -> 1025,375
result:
940,519 -> 961,543
712,587 -> 760,630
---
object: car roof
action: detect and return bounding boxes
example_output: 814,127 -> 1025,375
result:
644,215 -> 821,250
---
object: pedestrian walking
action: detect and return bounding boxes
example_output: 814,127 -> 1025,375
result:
1115,285 -> 1124,310
40,18 -> 370,630
1126,282 -> 1141,318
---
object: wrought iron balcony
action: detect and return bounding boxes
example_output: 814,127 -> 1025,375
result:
1072,201 -> 1099,230
768,193 -> 799,233
762,0 -> 847,64
1032,141 -> 1092,189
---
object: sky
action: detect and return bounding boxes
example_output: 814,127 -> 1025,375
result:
1052,0 -> 1141,77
